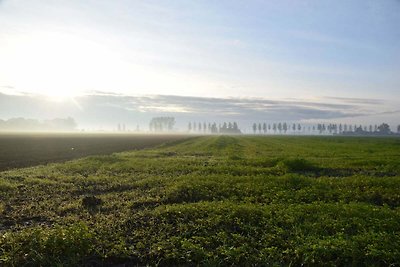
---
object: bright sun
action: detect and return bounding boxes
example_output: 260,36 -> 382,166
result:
1,31 -> 124,99
0,30 -> 220,99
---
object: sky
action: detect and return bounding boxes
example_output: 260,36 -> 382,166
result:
0,0 -> 399,130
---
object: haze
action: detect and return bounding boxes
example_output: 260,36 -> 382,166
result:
1,0 -> 399,130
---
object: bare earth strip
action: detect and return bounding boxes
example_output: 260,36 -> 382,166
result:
0,133 -> 191,171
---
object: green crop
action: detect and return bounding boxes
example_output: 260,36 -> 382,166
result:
1,135 -> 400,266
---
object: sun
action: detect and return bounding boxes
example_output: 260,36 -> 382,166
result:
0,29 -> 216,99
1,31 -> 118,98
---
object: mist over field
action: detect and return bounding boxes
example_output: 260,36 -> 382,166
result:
0,92 -> 399,132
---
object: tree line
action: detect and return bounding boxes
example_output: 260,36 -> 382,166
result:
251,122 -> 400,135
149,117 -> 175,132
188,122 -> 241,134
252,122 -> 302,134
147,117 -> 400,135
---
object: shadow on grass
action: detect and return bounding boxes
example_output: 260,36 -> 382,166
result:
277,158 -> 319,173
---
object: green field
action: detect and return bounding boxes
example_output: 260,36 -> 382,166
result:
1,136 -> 400,266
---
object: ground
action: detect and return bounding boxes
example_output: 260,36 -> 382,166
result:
0,133 -> 186,171
1,135 -> 400,266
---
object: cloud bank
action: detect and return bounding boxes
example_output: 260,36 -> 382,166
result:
1,90 -> 394,130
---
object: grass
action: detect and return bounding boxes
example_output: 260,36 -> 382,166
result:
1,135 -> 400,266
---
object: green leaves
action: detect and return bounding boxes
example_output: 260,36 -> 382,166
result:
1,136 -> 400,265
124,202 -> 400,266
0,223 -> 94,266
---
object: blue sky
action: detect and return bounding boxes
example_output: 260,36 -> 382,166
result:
0,0 -> 399,128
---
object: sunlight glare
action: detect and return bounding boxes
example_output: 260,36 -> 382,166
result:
2,31 -> 126,98
1,30 -> 228,98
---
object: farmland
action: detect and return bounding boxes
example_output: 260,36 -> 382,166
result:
1,135 -> 400,266
0,133 -> 188,171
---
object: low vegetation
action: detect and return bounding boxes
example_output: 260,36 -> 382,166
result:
1,136 -> 400,266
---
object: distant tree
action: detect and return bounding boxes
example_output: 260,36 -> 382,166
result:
252,123 -> 257,134
283,122 -> 288,134
208,123 -> 211,133
263,123 -> 267,134
292,123 -> 296,132
354,125 -> 363,134
168,118 -> 175,131
273,123 -> 277,134
193,122 -> 197,132
278,123 -> 282,133
211,123 -> 218,134
297,124 -> 301,132
377,123 -> 391,135
218,122 -> 241,134
339,124 -> 343,133
369,125 -> 373,132
374,125 -> 378,132
149,117 -> 175,132
349,125 -> 353,132
220,122 -> 226,133
188,122 -> 192,132
268,124 -> 271,131
258,123 -> 262,134
343,124 -> 348,132
233,122 -> 239,131
203,122 -> 207,133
